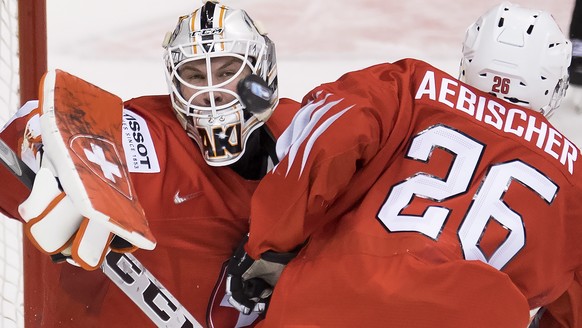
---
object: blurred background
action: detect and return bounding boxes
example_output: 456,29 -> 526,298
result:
44,0 -> 582,144
46,0 -> 575,100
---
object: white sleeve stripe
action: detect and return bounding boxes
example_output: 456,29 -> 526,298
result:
276,94 -> 329,160
299,105 -> 353,177
284,99 -> 343,176
280,96 -> 342,176
1,100 -> 39,132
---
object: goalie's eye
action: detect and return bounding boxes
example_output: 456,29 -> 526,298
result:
218,69 -> 237,78
179,68 -> 207,85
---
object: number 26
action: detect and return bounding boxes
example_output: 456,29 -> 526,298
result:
377,125 -> 557,270
492,76 -> 511,94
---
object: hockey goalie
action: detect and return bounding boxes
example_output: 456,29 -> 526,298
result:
0,2 -> 299,327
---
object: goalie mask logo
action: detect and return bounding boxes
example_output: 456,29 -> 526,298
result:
198,123 -> 243,160
69,135 -> 133,200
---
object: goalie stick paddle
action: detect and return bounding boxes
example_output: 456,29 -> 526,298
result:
0,137 -> 202,328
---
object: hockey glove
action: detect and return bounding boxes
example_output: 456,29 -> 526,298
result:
18,157 -> 138,270
17,69 -> 156,271
19,158 -> 111,269
225,235 -> 298,315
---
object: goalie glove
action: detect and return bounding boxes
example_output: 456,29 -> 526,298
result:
18,69 -> 156,271
18,153 -> 142,270
225,235 -> 298,315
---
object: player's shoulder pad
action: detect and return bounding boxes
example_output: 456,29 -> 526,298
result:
122,108 -> 160,173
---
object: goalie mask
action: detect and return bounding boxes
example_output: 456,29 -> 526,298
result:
459,2 -> 571,117
163,1 -> 278,166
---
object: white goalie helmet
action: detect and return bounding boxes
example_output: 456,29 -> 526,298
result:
459,2 -> 571,117
163,1 -> 278,166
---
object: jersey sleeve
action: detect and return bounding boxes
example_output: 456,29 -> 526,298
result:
538,270 -> 582,328
246,63 -> 407,257
0,101 -> 42,220
264,98 -> 301,139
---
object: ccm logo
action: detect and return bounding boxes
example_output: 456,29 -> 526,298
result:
105,253 -> 197,328
191,28 -> 223,37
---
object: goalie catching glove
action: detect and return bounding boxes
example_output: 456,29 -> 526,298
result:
225,235 -> 298,315
18,69 -> 156,270
18,157 -> 139,270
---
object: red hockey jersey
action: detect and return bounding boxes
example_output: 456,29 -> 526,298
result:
539,271 -> 582,327
0,95 -> 299,327
246,59 -> 582,327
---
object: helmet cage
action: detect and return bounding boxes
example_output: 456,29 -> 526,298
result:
163,4 -> 278,166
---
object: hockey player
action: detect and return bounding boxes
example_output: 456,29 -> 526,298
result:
225,3 -> 579,327
0,1 -> 299,327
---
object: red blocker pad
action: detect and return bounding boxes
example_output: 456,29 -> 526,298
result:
38,69 -> 156,250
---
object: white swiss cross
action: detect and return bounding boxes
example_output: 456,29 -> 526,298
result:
84,142 -> 121,182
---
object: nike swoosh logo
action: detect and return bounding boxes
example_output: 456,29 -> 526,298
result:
173,191 -> 203,204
